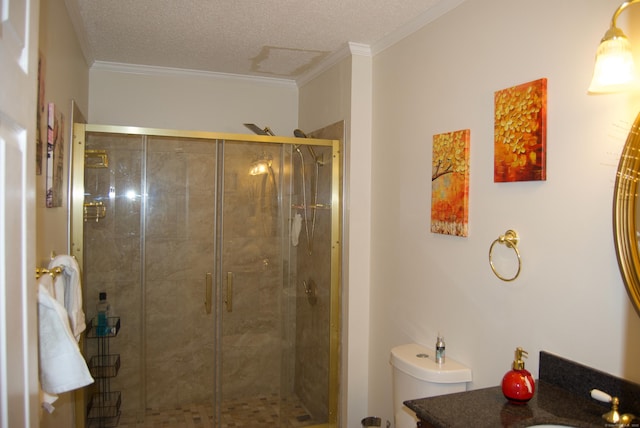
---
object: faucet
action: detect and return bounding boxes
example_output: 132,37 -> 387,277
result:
591,389 -> 637,427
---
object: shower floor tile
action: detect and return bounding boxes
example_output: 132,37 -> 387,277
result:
117,394 -> 321,427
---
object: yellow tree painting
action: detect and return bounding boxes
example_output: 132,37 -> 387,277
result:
431,129 -> 470,237
494,78 -> 547,182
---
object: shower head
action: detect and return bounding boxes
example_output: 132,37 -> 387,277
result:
293,129 -> 321,164
244,123 -> 275,136
293,129 -> 308,138
293,144 -> 323,166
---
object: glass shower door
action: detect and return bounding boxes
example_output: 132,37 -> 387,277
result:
143,136 -> 218,413
83,132 -> 148,425
216,140 -> 289,426
83,133 -> 221,425
215,139 -> 335,427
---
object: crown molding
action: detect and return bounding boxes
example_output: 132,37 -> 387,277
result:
296,42 -> 372,87
90,61 -> 298,88
349,42 -> 373,57
63,0 -> 94,67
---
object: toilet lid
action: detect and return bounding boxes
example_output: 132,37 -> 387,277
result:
390,343 -> 472,383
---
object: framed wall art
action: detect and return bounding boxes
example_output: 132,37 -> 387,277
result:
431,129 -> 470,237
46,102 -> 64,208
494,78 -> 547,182
36,53 -> 45,175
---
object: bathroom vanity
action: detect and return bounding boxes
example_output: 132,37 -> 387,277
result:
405,352 -> 640,428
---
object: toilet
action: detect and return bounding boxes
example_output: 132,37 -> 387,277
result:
390,343 -> 472,428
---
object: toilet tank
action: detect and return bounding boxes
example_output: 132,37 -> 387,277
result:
390,343 -> 472,428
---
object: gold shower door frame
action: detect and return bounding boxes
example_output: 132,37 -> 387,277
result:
70,123 -> 342,428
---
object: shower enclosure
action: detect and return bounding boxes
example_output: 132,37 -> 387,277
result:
70,125 -> 341,428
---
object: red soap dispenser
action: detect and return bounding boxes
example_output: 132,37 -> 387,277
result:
501,347 -> 535,404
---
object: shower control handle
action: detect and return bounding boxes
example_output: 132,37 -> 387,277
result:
204,272 -> 212,314
225,272 -> 233,312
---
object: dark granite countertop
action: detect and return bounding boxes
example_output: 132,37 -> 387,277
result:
405,380 -> 610,428
405,351 -> 640,428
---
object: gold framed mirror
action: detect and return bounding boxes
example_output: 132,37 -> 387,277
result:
613,110 -> 640,317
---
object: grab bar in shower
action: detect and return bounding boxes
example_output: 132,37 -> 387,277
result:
204,272 -> 212,314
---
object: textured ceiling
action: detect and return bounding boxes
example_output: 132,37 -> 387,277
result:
64,0 -> 465,82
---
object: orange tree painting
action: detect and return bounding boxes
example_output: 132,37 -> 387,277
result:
431,129 -> 470,237
494,78 -> 547,182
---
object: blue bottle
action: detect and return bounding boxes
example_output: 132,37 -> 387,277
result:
96,292 -> 110,336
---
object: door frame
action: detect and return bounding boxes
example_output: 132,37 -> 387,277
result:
0,0 -> 40,424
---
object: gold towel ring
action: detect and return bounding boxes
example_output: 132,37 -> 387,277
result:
489,230 -> 521,281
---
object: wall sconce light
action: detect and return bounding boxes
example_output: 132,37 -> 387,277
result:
588,0 -> 640,94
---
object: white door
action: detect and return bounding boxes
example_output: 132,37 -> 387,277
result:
0,0 -> 40,425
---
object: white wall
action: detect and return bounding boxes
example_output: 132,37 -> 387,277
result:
37,0 -> 90,425
88,65 -> 299,135
37,0 -> 89,264
368,0 -> 640,425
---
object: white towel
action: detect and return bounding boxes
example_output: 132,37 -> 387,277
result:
40,390 -> 58,414
49,255 -> 86,341
291,213 -> 302,246
38,278 -> 94,411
